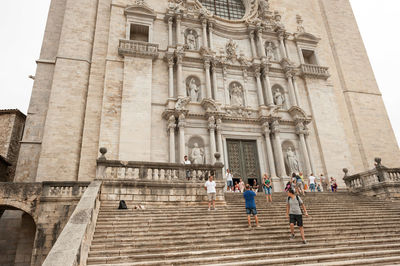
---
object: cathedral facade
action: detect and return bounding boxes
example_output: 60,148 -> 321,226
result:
15,0 -> 400,190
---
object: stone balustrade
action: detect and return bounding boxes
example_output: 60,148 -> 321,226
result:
343,158 -> 400,199
97,160 -> 223,181
301,64 -> 330,79
118,39 -> 159,59
42,182 -> 90,198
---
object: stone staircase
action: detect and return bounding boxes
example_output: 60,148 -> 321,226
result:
87,192 -> 400,265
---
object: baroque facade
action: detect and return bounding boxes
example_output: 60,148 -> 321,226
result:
14,0 -> 400,190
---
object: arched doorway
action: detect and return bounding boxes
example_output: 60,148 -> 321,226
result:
0,205 -> 36,266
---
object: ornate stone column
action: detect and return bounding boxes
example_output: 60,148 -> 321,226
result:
178,113 -> 186,162
176,50 -> 185,97
211,59 -> 218,100
296,121 -> 311,175
257,28 -> 266,58
262,122 -> 277,177
304,127 -> 316,175
262,64 -> 274,106
208,21 -> 214,50
292,75 -> 301,107
176,15 -> 183,46
202,18 -> 208,48
249,30 -> 257,58
254,65 -> 265,106
216,118 -> 224,164
285,70 -> 298,107
271,120 -> 286,177
168,17 -> 173,46
166,53 -> 174,98
208,116 -> 217,164
204,58 -> 212,99
168,115 -> 176,163
278,32 -> 288,58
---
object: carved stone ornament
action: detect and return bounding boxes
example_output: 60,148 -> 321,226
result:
168,0 -> 186,13
273,87 -> 285,106
168,115 -> 176,129
201,98 -> 220,112
184,29 -> 198,50
229,82 -> 244,107
175,97 -> 191,110
186,76 -> 201,102
225,106 -> 256,119
285,146 -> 300,174
226,39 -> 238,62
296,14 -> 305,33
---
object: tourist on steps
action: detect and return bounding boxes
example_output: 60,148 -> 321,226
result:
263,174 -> 273,202
184,155 -> 191,180
226,169 -> 233,192
204,175 -> 216,211
286,188 -> 308,244
308,173 -> 316,192
243,184 -> 260,228
239,179 -> 245,193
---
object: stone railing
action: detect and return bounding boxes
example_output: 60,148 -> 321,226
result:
301,64 -> 330,79
42,180 -> 102,266
343,158 -> 400,199
96,148 -> 224,182
42,182 -> 90,199
118,39 -> 159,59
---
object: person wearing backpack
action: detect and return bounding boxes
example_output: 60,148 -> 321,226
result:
286,188 -> 309,244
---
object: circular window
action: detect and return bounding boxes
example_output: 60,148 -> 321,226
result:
199,0 -> 246,20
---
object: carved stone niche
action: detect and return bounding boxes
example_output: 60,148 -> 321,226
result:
184,28 -> 199,50
186,76 -> 201,102
188,136 -> 206,164
229,81 -> 244,107
264,41 -> 279,61
282,140 -> 302,176
271,84 -> 287,109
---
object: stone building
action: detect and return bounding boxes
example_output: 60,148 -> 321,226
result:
0,109 -> 26,182
1,0 -> 400,265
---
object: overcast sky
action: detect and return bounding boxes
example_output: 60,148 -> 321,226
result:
0,0 -> 399,146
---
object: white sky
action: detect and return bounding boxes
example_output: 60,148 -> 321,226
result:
0,0 -> 399,146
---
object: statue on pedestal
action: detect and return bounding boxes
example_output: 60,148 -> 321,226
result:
273,88 -> 285,106
191,142 -> 205,164
230,83 -> 244,107
286,147 -> 300,173
188,78 -> 200,102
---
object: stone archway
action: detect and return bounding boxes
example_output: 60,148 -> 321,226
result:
0,205 -> 36,266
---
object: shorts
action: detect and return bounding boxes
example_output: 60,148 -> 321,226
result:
296,181 -> 303,188
264,186 -> 272,195
289,214 -> 303,227
227,180 -> 233,187
207,193 -> 216,201
246,208 -> 257,215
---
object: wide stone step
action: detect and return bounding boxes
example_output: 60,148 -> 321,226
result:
92,220 -> 400,238
89,233 -> 400,253
87,246 -> 400,265
88,238 -> 400,260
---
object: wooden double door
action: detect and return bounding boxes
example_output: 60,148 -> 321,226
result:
226,139 -> 261,187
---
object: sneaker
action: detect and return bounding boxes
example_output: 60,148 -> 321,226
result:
248,225 -> 252,229
290,234 -> 295,240
208,208 -> 211,211
256,224 -> 261,228
303,240 -> 308,244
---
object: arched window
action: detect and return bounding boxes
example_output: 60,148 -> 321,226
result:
199,0 -> 245,20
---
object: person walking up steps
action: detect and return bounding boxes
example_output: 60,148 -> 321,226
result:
243,184 -> 260,228
226,169 -> 233,192
204,175 -> 216,211
286,188 -> 309,244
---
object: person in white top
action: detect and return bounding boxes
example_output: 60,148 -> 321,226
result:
204,175 -> 217,211
308,173 -> 316,192
226,169 -> 233,192
184,155 -> 191,180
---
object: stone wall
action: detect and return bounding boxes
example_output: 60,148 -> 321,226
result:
0,110 -> 26,182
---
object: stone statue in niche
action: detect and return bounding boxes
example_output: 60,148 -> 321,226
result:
191,143 -> 205,164
230,83 -> 244,107
186,77 -> 200,102
286,147 -> 300,173
273,88 -> 285,106
185,29 -> 197,50
226,39 -> 238,61
265,42 -> 276,61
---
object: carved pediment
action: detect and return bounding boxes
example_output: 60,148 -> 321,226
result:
294,32 -> 320,45
288,106 -> 310,121
201,98 -> 221,112
125,1 -> 157,19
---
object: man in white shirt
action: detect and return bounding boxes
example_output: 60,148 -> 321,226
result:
308,173 -> 316,192
184,155 -> 191,180
204,175 -> 216,211
226,169 -> 233,192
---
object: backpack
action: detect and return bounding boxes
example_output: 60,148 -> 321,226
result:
288,195 -> 303,214
118,200 -> 128,209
